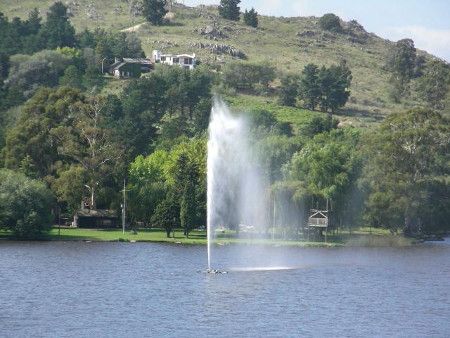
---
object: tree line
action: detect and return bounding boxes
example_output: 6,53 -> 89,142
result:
0,2 -> 448,239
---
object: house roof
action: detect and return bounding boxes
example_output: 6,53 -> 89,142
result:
110,58 -> 153,71
75,209 -> 118,218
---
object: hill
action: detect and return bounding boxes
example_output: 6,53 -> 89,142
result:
1,0 -> 448,125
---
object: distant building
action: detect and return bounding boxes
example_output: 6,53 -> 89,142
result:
73,209 -> 119,228
152,50 -> 197,70
109,57 -> 153,78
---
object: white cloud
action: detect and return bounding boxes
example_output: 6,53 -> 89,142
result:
390,26 -> 450,62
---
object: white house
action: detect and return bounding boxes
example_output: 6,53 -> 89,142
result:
152,50 -> 197,70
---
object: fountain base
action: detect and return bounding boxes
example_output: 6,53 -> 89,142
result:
199,269 -> 228,274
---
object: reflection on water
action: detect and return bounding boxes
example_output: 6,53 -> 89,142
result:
0,241 -> 449,337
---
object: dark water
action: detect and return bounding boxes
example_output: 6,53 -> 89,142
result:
1,240 -> 449,338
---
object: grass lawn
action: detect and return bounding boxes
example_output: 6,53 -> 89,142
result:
0,226 -> 413,247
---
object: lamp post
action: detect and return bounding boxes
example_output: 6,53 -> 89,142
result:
101,57 -> 107,74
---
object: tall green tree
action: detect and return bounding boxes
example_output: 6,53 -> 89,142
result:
4,87 -> 84,177
299,63 -> 320,110
218,0 -> 241,21
362,108 -> 450,234
128,150 -> 169,224
388,38 -> 416,101
317,61 -> 352,114
38,1 -> 76,49
51,95 -> 125,209
244,8 -> 258,27
142,0 -> 168,26
418,60 -> 449,109
278,74 -> 299,107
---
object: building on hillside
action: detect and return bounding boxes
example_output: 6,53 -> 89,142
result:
109,57 -> 153,78
152,50 -> 197,70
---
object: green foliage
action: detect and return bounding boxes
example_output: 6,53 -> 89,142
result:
51,95 -> 125,209
4,87 -> 84,177
0,169 -> 54,238
319,13 -> 342,32
51,164 -> 87,214
151,194 -> 180,237
418,60 -> 450,109
299,63 -> 320,110
300,115 -> 339,138
222,62 -> 275,93
244,8 -> 258,28
298,61 -> 352,113
218,0 -> 241,21
82,63 -> 105,91
142,0 -> 168,26
59,65 -> 84,90
38,1 -> 76,49
5,50 -> 72,99
362,108 -> 450,234
317,60 -> 352,113
129,150 -> 169,224
286,127 -> 362,222
278,74 -> 299,107
387,39 -> 416,101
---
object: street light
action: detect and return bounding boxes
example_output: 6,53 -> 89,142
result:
101,57 -> 107,74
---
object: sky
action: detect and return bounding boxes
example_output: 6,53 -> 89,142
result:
182,0 -> 450,62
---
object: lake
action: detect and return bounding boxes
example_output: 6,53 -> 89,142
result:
1,239 -> 449,337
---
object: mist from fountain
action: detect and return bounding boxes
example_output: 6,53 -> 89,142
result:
207,99 -> 269,271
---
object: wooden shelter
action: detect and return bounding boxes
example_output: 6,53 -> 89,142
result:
73,209 -> 119,228
307,209 -> 333,242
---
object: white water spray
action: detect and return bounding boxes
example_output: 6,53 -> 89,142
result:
207,99 -> 269,271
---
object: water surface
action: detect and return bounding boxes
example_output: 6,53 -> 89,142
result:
1,240 -> 449,337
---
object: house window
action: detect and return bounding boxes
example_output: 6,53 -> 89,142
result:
173,58 -> 179,63
161,56 -> 166,61
184,58 -> 192,65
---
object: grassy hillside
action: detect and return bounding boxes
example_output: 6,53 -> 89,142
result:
1,0 -> 448,125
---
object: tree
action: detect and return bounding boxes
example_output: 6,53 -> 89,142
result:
388,39 -> 416,101
59,65 -> 84,90
151,194 -> 180,237
52,95 -> 125,209
142,0 -> 168,26
286,127 -> 362,225
5,50 -> 72,99
319,13 -> 341,32
418,60 -> 449,109
244,8 -> 258,27
299,63 -> 320,110
176,153 -> 199,237
218,0 -> 241,21
38,1 -> 76,49
0,169 -> 54,238
82,64 -> 105,92
4,87 -> 84,177
221,62 -> 275,93
278,74 -> 299,107
317,61 -> 352,114
362,108 -> 450,234
128,150 -> 169,224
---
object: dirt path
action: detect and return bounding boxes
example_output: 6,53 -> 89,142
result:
120,22 -> 146,33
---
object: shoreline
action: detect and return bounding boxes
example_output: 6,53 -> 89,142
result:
0,227 -> 424,247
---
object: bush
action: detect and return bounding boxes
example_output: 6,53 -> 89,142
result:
319,13 -> 342,32
0,169 -> 55,238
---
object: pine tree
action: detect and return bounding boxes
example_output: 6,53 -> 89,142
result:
244,8 -> 258,28
38,2 -> 76,49
142,0 -> 168,26
218,0 -> 241,21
